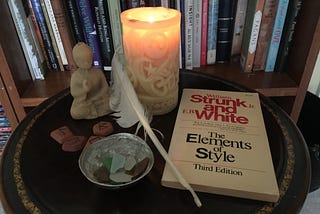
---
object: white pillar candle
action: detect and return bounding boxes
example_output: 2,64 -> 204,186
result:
121,7 -> 181,115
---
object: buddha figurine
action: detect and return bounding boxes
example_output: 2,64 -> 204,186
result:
70,42 -> 111,119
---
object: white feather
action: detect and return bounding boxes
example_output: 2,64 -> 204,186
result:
109,52 -> 202,207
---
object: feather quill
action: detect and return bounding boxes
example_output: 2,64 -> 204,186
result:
109,52 -> 202,207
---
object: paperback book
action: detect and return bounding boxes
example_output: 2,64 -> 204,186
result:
161,88 -> 279,202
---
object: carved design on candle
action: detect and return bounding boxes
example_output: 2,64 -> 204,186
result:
121,7 -> 180,115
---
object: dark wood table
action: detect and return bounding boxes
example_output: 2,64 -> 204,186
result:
0,71 -> 311,213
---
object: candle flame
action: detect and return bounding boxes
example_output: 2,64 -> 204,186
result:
148,16 -> 155,23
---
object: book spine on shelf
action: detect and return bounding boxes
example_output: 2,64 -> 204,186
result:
92,0 -> 114,72
231,0 -> 248,56
253,0 -> 279,71
184,0 -> 193,69
178,0 -> 185,68
192,0 -> 202,68
240,0 -> 265,72
64,0 -> 86,43
275,0 -> 302,72
30,0 -> 59,71
206,0 -> 219,65
40,0 -> 65,71
200,0 -> 209,66
75,0 -> 103,69
107,0 -> 124,55
264,0 -> 289,72
43,0 -> 68,67
216,0 -> 236,63
50,0 -> 77,71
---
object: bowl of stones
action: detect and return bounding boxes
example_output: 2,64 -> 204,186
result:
79,133 -> 154,189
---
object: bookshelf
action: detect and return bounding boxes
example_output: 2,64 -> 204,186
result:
0,0 -> 319,129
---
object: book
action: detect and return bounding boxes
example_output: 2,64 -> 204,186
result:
107,0 -> 124,55
178,0 -> 185,68
184,0 -> 193,69
192,0 -> 202,68
275,0 -> 302,72
75,0 -> 103,69
200,0 -> 209,66
253,0 -> 279,71
265,0 -> 289,72
29,0 -> 59,71
64,0 -> 86,43
91,0 -> 114,72
240,0 -> 265,72
50,0 -> 78,71
161,88 -> 280,202
231,0 -> 248,56
206,0 -> 219,65
216,0 -> 236,63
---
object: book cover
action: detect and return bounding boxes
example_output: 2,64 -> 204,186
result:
50,0 -> 78,71
231,0 -> 248,56
107,0 -> 124,55
253,0 -> 279,71
64,0 -> 86,43
30,0 -> 59,71
192,0 -> 202,68
184,0 -> 193,69
275,0 -> 302,72
200,0 -> 209,66
92,0 -> 114,72
240,0 -> 265,72
265,0 -> 289,72
75,0 -> 103,69
206,0 -> 219,65
161,88 -> 280,202
216,0 -> 236,63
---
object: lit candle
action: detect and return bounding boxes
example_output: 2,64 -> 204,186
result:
121,7 -> 181,115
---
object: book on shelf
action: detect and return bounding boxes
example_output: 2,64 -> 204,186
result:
265,0 -> 289,72
200,0 -> 209,66
75,0 -> 103,69
29,0 -> 59,72
107,0 -> 124,55
50,0 -> 78,71
240,0 -> 266,72
64,0 -> 86,43
192,0 -> 202,68
8,0 -> 46,80
231,0 -> 248,56
216,0 -> 237,63
177,0 -> 185,68
184,0 -> 193,69
253,0 -> 279,71
92,0 -> 114,72
161,88 -> 280,202
275,0 -> 302,72
40,0 -> 65,71
206,0 -> 219,65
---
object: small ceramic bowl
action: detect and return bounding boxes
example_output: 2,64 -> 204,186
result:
79,133 -> 154,189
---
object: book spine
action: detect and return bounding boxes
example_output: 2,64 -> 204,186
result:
231,0 -> 248,56
65,0 -> 86,43
40,0 -> 65,71
184,0 -> 193,69
265,0 -> 289,72
161,0 -> 169,7
30,0 -> 59,71
50,0 -> 77,71
92,0 -> 114,71
216,0 -> 236,63
43,0 -> 68,66
178,0 -> 185,68
107,0 -> 124,55
275,0 -> 302,72
206,0 -> 219,65
192,0 -> 202,68
253,0 -> 279,71
200,0 -> 209,66
240,0 -> 265,72
76,0 -> 103,69
127,0 -> 140,8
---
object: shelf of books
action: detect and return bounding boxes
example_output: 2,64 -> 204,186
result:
0,104 -> 12,156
